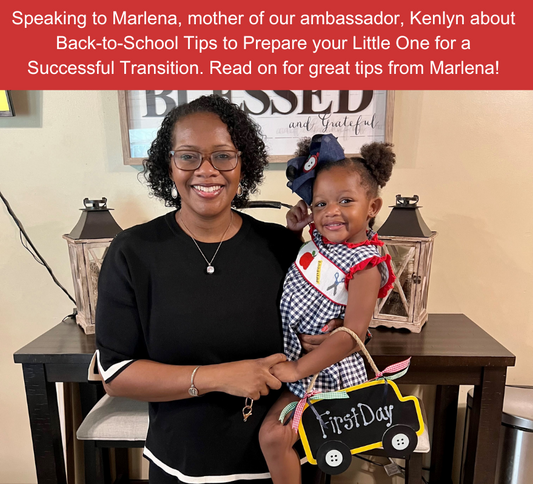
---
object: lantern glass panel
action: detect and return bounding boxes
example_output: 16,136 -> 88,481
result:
418,241 -> 434,315
371,234 -> 436,333
380,242 -> 420,320
67,242 -> 88,319
83,243 -> 110,324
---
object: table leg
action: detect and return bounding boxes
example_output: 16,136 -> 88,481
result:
78,383 -> 108,484
463,367 -> 506,484
429,385 -> 459,484
22,364 -> 66,484
78,382 -> 104,418
405,452 -> 423,484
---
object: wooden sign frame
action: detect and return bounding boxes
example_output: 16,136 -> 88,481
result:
118,90 -> 395,166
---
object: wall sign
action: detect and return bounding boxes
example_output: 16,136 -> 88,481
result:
0,90 -> 15,117
118,90 -> 394,166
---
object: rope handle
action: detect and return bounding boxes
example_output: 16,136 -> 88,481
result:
305,327 -> 379,394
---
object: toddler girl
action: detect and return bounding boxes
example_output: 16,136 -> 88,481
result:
259,134 -> 396,482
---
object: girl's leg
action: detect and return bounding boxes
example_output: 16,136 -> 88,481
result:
259,389 -> 301,484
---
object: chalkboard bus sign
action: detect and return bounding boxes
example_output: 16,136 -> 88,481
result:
299,379 -> 424,475
118,90 -> 394,166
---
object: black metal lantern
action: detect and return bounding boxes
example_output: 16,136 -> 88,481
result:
371,195 -> 437,333
63,198 -> 122,334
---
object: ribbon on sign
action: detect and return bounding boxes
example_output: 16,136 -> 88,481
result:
370,357 -> 412,382
279,389 -> 349,432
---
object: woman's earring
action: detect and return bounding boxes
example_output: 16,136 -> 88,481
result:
171,182 -> 178,199
236,183 -> 243,196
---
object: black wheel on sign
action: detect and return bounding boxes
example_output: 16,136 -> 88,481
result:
316,440 -> 352,475
382,424 -> 418,458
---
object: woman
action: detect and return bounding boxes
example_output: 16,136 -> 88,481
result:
95,95 -> 323,483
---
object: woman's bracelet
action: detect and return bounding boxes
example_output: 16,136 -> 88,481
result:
188,366 -> 201,397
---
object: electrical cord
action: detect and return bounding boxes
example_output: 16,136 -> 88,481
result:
1,189 -> 77,306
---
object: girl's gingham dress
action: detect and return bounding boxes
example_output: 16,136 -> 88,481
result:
280,225 -> 395,398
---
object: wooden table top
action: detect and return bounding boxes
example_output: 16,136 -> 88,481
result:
14,313 -> 515,370
14,317 -> 95,364
368,313 -> 515,367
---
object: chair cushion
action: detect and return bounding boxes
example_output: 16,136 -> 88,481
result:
77,394 -> 149,441
414,411 -> 430,453
373,399 -> 430,454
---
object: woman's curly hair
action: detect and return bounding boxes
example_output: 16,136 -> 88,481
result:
142,94 -> 268,209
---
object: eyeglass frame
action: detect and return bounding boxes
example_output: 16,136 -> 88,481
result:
169,149 -> 242,172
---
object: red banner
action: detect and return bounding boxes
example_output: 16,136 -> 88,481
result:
1,0 -> 530,89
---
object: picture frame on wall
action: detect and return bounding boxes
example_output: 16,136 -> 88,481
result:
0,90 -> 15,117
118,90 -> 394,166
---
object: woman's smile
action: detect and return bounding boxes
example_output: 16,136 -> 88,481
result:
191,184 -> 224,196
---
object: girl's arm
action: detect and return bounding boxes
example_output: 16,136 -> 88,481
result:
104,353 -> 287,402
271,265 -> 381,383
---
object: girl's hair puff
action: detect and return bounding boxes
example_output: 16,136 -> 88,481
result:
358,141 -> 396,195
142,94 -> 268,209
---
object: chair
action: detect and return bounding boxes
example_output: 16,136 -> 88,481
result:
76,394 -> 148,484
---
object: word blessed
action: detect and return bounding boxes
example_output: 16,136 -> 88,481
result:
137,90 -> 376,118
317,403 -> 394,438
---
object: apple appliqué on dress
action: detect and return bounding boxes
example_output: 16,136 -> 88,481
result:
299,251 -> 316,270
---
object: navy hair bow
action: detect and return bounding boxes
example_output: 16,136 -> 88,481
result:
286,134 -> 345,205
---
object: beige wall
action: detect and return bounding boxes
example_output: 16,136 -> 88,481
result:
0,91 -> 531,483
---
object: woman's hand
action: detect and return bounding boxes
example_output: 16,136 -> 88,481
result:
270,360 -> 300,383
298,318 -> 344,353
286,200 -> 313,234
104,354 -> 287,402
209,353 -> 287,400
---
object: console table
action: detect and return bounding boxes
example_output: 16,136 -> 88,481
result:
14,313 -> 515,484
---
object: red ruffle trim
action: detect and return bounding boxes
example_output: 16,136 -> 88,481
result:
345,253 -> 396,299
309,224 -> 384,248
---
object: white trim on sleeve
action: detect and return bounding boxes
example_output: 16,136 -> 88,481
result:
95,349 -> 134,382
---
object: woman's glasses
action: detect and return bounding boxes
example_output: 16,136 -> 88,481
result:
170,150 -> 241,171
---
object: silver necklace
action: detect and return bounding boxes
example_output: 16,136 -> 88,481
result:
179,212 -> 233,274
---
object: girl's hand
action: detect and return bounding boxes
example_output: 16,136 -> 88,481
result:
298,318 -> 344,353
270,360 -> 300,383
286,200 -> 313,234
211,353 -> 287,400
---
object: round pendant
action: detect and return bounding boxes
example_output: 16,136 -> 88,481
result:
206,265 -> 215,274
